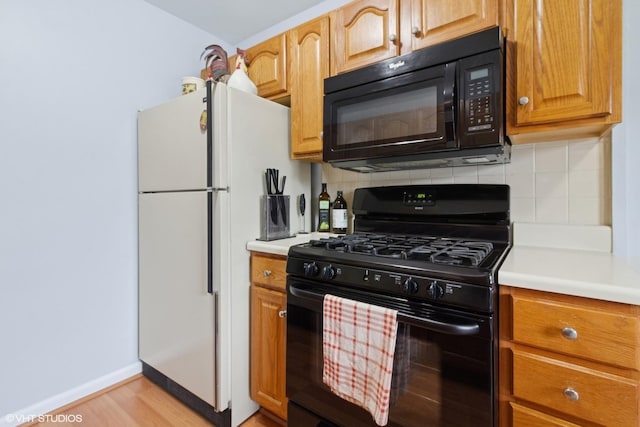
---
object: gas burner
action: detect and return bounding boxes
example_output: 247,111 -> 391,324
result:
375,244 -> 414,259
405,239 -> 494,266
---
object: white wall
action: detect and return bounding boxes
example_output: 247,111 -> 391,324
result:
612,0 -> 640,268
0,0 -> 221,418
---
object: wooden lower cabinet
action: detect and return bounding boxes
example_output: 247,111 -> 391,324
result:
250,253 -> 288,420
510,402 -> 582,427
499,286 -> 640,426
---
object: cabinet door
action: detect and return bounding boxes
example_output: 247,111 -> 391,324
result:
510,402 -> 582,427
510,0 -> 621,128
251,253 -> 287,291
332,0 -> 399,74
405,0 -> 499,53
246,33 -> 288,99
290,16 -> 330,160
250,285 -> 288,419
512,350 -> 638,426
511,292 -> 640,370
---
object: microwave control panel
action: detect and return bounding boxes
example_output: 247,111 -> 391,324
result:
458,48 -> 503,143
465,67 -> 494,132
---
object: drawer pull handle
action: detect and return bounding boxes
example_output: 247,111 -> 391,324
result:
561,327 -> 578,340
278,310 -> 287,318
563,387 -> 580,402
263,270 -> 272,277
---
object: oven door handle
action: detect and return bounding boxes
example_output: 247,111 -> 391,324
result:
289,284 -> 481,336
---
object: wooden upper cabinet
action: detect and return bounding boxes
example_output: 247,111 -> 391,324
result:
245,33 -> 289,99
290,16 -> 330,160
505,0 -> 622,142
331,0 -> 399,74
331,0 -> 500,74
405,0 -> 499,53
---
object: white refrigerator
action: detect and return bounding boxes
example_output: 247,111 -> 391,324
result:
137,82 -> 310,426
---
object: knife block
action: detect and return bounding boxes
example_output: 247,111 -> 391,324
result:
260,195 -> 291,241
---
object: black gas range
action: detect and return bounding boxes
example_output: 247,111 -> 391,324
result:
288,184 -> 511,313
285,184 -> 510,427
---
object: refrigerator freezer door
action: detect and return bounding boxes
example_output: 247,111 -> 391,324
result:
138,89 -> 208,192
138,191 -> 216,407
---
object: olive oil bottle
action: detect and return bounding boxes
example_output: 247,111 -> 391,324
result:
318,183 -> 330,232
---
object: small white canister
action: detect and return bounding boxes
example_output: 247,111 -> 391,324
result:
181,76 -> 205,95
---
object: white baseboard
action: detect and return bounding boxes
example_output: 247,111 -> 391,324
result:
1,362 -> 142,427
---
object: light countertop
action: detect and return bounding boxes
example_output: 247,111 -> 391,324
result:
499,246 -> 640,305
247,225 -> 640,306
501,223 -> 640,305
247,232 -> 333,256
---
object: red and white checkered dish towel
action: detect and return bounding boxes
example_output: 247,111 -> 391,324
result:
323,294 -> 398,426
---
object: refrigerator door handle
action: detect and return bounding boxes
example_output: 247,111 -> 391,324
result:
206,188 -> 228,295
207,191 -> 213,294
206,79 -> 213,189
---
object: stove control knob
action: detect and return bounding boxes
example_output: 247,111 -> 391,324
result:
320,265 -> 336,281
303,262 -> 319,277
403,278 -> 419,295
427,281 -> 444,299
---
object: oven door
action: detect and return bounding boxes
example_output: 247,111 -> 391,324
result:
323,63 -> 457,165
286,278 -> 495,427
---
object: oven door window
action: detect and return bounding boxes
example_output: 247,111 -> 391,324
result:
286,280 -> 494,427
324,64 -> 457,161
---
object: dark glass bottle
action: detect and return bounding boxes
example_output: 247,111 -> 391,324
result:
332,190 -> 348,233
318,183 -> 330,232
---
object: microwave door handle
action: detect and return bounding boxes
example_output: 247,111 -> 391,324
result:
443,63 -> 457,143
288,283 -> 480,336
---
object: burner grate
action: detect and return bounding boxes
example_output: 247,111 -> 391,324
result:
308,234 -> 494,267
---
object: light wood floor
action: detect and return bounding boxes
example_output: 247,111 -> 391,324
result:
22,374 -> 283,427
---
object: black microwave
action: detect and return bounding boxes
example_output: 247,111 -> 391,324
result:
323,26 -> 510,172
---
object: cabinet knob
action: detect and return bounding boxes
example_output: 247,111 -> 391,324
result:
263,270 -> 272,277
561,327 -> 578,340
278,310 -> 287,318
518,96 -> 530,105
411,26 -> 420,36
563,387 -> 580,402
389,33 -> 397,43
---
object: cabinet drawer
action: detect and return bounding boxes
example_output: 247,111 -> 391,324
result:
510,402 -> 581,427
513,350 -> 638,426
512,293 -> 640,369
251,253 -> 287,290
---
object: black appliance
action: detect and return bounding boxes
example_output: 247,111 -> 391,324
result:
323,27 -> 509,172
286,184 -> 511,427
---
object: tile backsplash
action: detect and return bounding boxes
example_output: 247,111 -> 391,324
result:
321,134 -> 612,226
